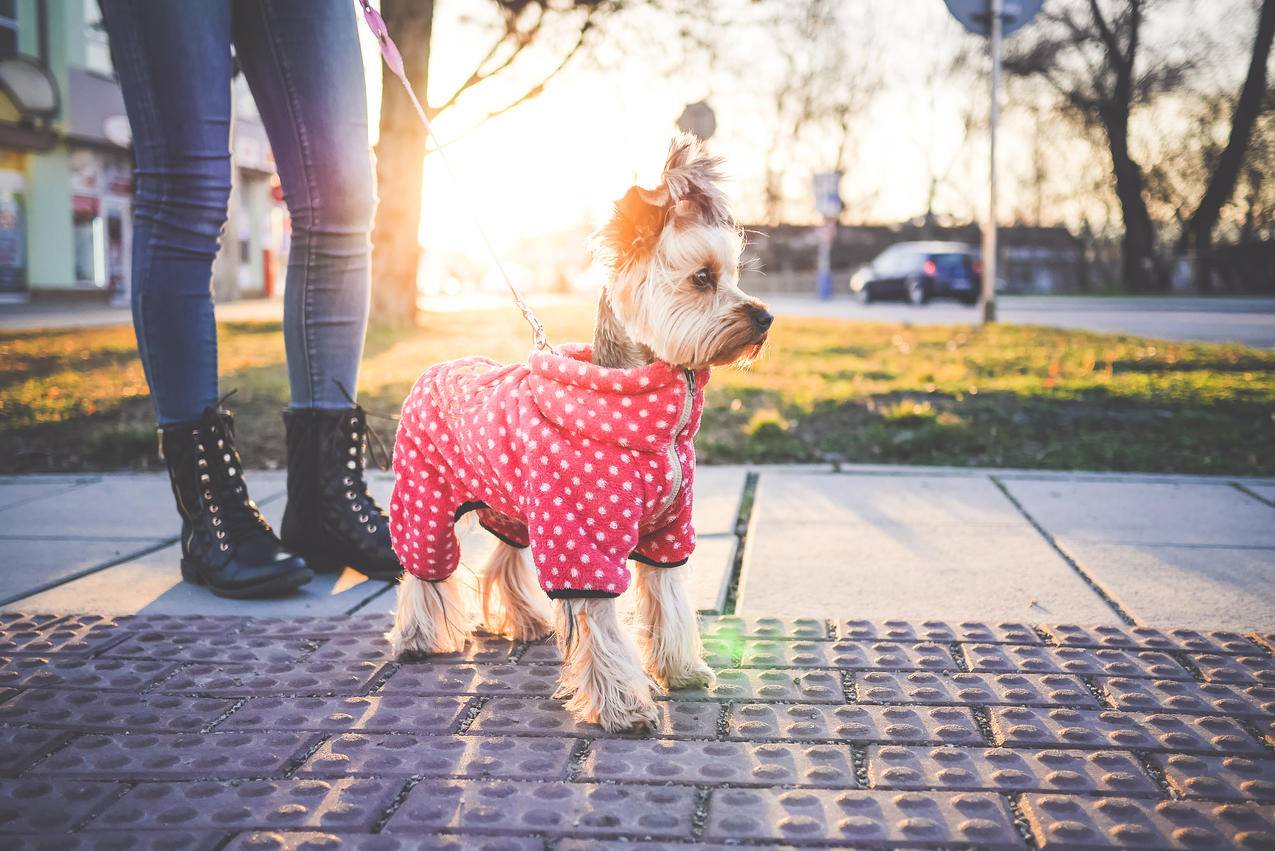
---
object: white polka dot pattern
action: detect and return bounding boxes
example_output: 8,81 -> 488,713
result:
389,344 -> 707,598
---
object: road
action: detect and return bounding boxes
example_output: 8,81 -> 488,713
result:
764,294 -> 1275,348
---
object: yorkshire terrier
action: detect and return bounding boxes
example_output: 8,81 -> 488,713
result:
386,135 -> 772,732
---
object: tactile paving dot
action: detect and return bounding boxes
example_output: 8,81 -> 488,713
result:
841,619 -> 1041,645
233,614 -> 394,638
104,633 -> 313,664
0,656 -> 179,691
962,644 -> 1191,679
1250,631 -> 1275,654
1155,754 -> 1275,802
1097,677 -> 1275,718
0,779 -> 123,833
990,707 -> 1265,755
469,698 -> 720,739
379,664 -> 561,697
1045,624 -> 1258,655
868,746 -> 1157,796
679,669 -> 845,703
741,640 -> 957,671
4,830 -> 226,850
0,618 -> 127,656
1021,794 -> 1275,849
583,739 -> 857,788
224,832 -> 541,851
0,727 -> 69,775
727,703 -> 982,744
297,734 -> 575,780
216,695 -> 468,733
159,660 -> 386,696
29,732 -> 317,780
0,690 -> 234,732
1187,654 -> 1275,685
854,671 -> 1099,708
91,778 -> 402,832
705,787 -> 1019,845
698,616 -> 830,641
382,779 -> 697,838
317,633 -> 516,664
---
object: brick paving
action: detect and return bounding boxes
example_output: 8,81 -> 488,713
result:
0,614 -> 1271,849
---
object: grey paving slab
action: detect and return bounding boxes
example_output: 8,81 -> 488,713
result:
0,728 -> 71,775
867,746 -> 1158,796
1045,623 -> 1261,654
854,671 -> 1100,708
726,703 -> 982,745
7,831 -> 226,850
297,734 -> 575,781
378,663 -> 561,697
0,538 -> 172,606
1154,754 -> 1275,802
740,639 -> 958,671
383,779 -> 697,839
1020,794 -> 1275,850
989,707 -> 1264,755
2,542 -> 394,617
1053,541 -> 1275,632
705,787 -> 1022,846
1003,479 -> 1275,546
0,478 -> 96,512
1186,652 -> 1275,685
960,644 -> 1192,679
683,668 -> 846,703
1248,483 -> 1275,504
840,619 -> 1041,644
739,477 -> 1117,621
0,690 -> 235,733
469,697 -> 721,739
684,533 -> 735,614
0,656 -> 178,690
689,465 -> 747,536
158,660 -> 387,696
224,833 -> 539,851
90,778 -> 402,832
583,739 -> 857,788
104,633 -> 314,664
1096,676 -> 1275,718
700,615 -> 830,640
29,732 -> 317,780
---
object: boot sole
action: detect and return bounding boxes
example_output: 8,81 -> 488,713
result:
287,543 -> 402,582
181,559 -> 315,599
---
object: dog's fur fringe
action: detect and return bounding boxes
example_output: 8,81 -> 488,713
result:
387,572 -> 473,656
479,541 -> 552,642
634,564 -> 716,690
553,598 -> 661,733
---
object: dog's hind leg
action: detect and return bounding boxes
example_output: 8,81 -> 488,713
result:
553,597 -> 659,733
634,563 -> 715,690
478,541 -> 552,641
387,571 -> 473,656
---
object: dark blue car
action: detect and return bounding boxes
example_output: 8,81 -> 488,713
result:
850,241 -> 982,305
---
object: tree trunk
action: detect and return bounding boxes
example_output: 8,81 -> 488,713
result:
1102,106 -> 1162,292
370,0 -> 435,326
1181,0 -> 1275,293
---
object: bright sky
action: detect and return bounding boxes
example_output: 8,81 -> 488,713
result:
354,0 -> 1258,282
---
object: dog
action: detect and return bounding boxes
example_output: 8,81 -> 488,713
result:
386,135 -> 772,732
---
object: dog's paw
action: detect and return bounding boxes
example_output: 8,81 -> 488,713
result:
594,689 -> 661,734
659,657 -> 716,691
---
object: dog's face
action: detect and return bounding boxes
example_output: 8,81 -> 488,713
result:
596,136 -> 772,371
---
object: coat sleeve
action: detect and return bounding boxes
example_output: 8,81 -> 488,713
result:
631,494 -> 695,568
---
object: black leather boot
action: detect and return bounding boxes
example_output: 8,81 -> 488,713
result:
159,408 -> 313,598
280,407 -> 402,580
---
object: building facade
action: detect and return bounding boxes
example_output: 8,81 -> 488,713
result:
0,0 -> 285,304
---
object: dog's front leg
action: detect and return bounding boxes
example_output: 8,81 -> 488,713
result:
553,597 -> 659,733
634,563 -> 715,689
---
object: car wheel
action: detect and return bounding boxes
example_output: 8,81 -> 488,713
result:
907,278 -> 930,306
860,284 -> 875,304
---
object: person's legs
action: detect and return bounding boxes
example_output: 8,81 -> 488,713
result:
99,0 -> 233,425
231,0 -> 374,409
232,0 -> 398,580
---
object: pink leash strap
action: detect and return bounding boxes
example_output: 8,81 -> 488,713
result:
358,0 -> 552,353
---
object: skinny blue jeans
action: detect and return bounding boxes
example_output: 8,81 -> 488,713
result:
100,0 -> 375,424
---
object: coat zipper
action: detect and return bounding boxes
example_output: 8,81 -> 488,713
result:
655,369 -> 696,518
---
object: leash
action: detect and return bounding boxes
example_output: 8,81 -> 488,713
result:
358,0 -> 552,352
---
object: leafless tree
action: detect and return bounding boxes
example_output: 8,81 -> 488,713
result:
371,0 -> 613,325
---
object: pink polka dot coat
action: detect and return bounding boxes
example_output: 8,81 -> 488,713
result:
389,343 -> 708,599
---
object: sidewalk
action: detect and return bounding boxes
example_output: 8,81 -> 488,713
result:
0,465 -> 1272,847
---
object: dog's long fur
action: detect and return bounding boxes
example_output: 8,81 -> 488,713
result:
388,134 -> 768,731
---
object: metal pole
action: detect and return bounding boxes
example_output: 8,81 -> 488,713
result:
982,0 -> 1002,323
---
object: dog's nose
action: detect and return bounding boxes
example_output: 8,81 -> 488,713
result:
752,308 -> 774,330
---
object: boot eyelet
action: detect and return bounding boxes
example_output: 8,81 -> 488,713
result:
346,461 -> 357,470
359,514 -> 369,523
212,517 -> 221,527
228,467 -> 237,477
367,524 -> 377,533
196,444 -> 205,452
223,453 -> 231,463
217,439 -> 224,448
348,447 -> 357,456
209,504 -> 219,514
219,542 -> 229,551
352,503 -> 363,511
197,459 -> 207,468
346,491 -> 356,500
216,530 -> 226,539
343,476 -> 354,486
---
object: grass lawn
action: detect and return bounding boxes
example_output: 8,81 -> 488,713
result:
3,298 -> 1273,475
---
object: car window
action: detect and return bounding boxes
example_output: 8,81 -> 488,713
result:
932,253 -> 972,275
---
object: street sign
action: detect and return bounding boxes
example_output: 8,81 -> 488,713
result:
677,101 -> 716,141
813,172 -> 843,218
944,0 -> 1042,37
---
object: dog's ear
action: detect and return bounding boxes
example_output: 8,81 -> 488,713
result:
661,133 -> 733,228
599,184 -> 668,267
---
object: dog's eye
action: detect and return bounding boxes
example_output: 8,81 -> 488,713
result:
692,268 -> 715,290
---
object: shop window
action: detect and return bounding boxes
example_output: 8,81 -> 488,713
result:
83,0 -> 112,75
73,196 -> 106,288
